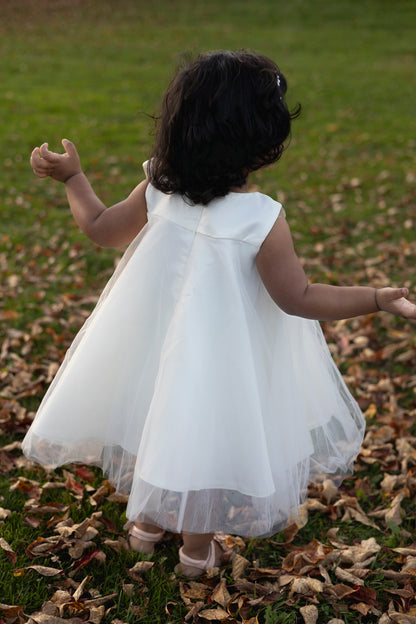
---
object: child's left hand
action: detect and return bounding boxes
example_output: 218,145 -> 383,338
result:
377,287 -> 416,320
30,139 -> 82,183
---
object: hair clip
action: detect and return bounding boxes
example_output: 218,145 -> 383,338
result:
276,75 -> 281,87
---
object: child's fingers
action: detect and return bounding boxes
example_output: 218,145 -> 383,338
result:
30,146 -> 41,167
62,138 -> 78,157
383,287 -> 409,303
30,147 -> 51,177
39,142 -> 59,162
391,287 -> 408,299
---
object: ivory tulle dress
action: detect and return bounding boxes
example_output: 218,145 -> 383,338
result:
22,182 -> 365,537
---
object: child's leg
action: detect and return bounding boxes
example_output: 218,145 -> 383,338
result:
177,533 -> 222,577
135,521 -> 164,534
182,532 -> 213,559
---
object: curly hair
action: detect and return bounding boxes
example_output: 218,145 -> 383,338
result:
148,50 -> 301,205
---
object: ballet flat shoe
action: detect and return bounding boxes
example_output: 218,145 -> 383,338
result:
174,540 -> 222,578
126,522 -> 165,555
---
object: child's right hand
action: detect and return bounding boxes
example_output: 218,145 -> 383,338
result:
30,139 -> 82,183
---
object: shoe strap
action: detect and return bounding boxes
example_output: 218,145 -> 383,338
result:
129,525 -> 165,542
179,540 -> 216,569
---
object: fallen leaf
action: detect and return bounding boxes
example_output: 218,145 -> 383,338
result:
211,578 -> 232,608
15,564 -> 63,577
128,560 -> 154,576
0,537 -> 17,563
198,607 -> 230,621
232,553 -> 250,579
0,507 -> 12,520
0,603 -> 26,624
350,586 -> 377,606
300,604 -> 319,624
338,538 -> 381,564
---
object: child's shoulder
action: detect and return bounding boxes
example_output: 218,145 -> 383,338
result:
145,183 -> 284,247
225,190 -> 284,246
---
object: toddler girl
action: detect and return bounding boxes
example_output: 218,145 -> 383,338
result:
23,50 -> 416,578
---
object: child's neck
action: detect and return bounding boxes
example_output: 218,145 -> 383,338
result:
230,181 -> 249,193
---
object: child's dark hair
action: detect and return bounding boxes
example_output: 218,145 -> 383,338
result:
148,50 -> 301,205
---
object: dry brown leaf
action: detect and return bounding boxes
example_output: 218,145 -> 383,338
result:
72,575 -> 91,601
335,495 -> 380,529
128,560 -> 154,574
180,581 -> 211,602
377,569 -> 415,582
366,424 -> 396,444
49,590 -> 73,605
402,556 -> 416,572
216,533 -> 246,551
24,503 -> 69,515
279,573 -> 295,588
83,593 -> 117,608
249,567 -> 282,580
106,492 -> 129,504
88,605 -> 105,624
350,602 -> 373,616
338,537 -> 381,564
26,615 -> 84,624
381,474 -> 406,492
0,536 -> 17,563
281,523 -> 300,543
295,503 -> 309,529
184,600 -> 205,622
318,564 -> 332,586
341,505 -> 381,529
349,585 -> 377,606
25,535 -> 64,557
233,579 -> 270,596
197,607 -> 230,621
103,538 -> 126,552
17,564 -> 63,577
68,541 -> 96,559
384,491 -> 406,525
326,528 -> 345,548
299,604 -> 318,624
0,603 -> 26,624
325,584 -> 356,600
0,507 -> 12,520
393,547 -> 416,556
211,578 -> 232,608
232,553 -> 250,579
385,607 -> 416,624
321,479 -> 339,504
282,539 -> 334,575
42,482 -> 66,491
334,567 -> 365,586
289,577 -> 324,597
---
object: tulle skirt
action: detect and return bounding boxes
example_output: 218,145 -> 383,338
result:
22,222 -> 365,537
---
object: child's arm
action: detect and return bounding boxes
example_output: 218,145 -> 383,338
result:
256,212 -> 416,321
30,139 -> 148,247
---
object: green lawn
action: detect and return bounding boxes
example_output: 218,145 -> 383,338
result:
1,1 -> 416,622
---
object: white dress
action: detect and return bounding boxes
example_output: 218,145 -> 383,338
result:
22,183 -> 365,537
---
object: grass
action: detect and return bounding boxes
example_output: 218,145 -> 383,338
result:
1,0 -> 416,622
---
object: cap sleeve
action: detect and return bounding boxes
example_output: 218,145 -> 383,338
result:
144,181 -> 161,214
242,193 -> 285,248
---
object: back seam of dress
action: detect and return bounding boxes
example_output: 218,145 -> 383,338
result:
149,212 -> 259,247
147,206 -> 206,376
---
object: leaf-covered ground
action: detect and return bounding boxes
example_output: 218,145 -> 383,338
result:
1,187 -> 416,624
